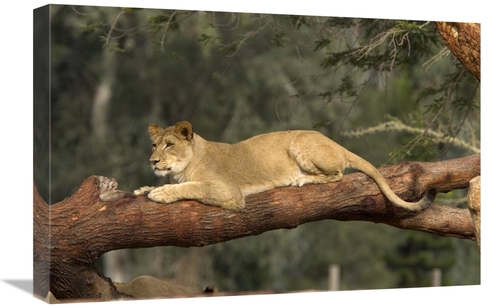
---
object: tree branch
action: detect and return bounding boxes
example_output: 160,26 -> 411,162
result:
340,118 -> 480,154
33,154 -> 479,300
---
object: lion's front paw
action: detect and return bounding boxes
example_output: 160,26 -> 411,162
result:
134,186 -> 156,196
147,187 -> 171,204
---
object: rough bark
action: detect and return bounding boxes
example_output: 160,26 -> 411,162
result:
467,176 -> 481,252
435,22 -> 480,81
33,154 -> 480,300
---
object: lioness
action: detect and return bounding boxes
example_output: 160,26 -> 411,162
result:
134,121 -> 435,211
114,275 -> 211,299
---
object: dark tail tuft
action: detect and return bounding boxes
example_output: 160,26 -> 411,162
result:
417,188 -> 437,211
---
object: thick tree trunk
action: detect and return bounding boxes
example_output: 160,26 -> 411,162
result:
435,22 -> 480,81
33,154 -> 480,301
91,49 -> 116,144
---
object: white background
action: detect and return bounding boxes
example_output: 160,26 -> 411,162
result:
0,1 -> 494,307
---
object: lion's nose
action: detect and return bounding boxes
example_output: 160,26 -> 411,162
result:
150,158 -> 160,166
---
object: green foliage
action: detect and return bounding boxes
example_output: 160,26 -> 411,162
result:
79,22 -> 104,33
102,42 -> 126,52
385,231 -> 457,287
287,15 -> 311,29
218,42 -> 239,56
388,134 -> 438,162
198,33 -> 219,45
122,7 -> 143,13
319,20 -> 442,72
271,29 -> 288,47
313,38 -> 331,51
147,12 -> 180,33
419,65 -> 479,116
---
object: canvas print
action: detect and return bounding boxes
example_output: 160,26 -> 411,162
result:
33,4 -> 480,304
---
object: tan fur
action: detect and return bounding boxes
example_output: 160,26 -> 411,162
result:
114,275 -> 204,299
134,121 -> 435,211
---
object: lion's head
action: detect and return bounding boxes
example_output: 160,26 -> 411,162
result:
147,121 -> 194,177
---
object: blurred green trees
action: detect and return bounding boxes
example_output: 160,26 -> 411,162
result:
42,5 -> 480,292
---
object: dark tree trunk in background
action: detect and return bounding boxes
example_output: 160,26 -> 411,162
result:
435,22 -> 480,80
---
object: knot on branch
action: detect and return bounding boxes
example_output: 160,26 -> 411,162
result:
97,176 -> 136,202
98,176 -> 119,193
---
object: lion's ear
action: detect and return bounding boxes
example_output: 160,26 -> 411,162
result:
174,121 -> 194,141
148,123 -> 162,140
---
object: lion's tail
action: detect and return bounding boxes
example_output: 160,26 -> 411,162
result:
346,151 -> 436,211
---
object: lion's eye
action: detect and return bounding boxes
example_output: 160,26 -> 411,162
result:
166,142 -> 174,148
152,143 -> 157,150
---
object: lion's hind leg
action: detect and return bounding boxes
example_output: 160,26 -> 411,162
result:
289,133 -> 348,186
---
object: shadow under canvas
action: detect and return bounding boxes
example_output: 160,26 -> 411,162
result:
3,279 -> 33,294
